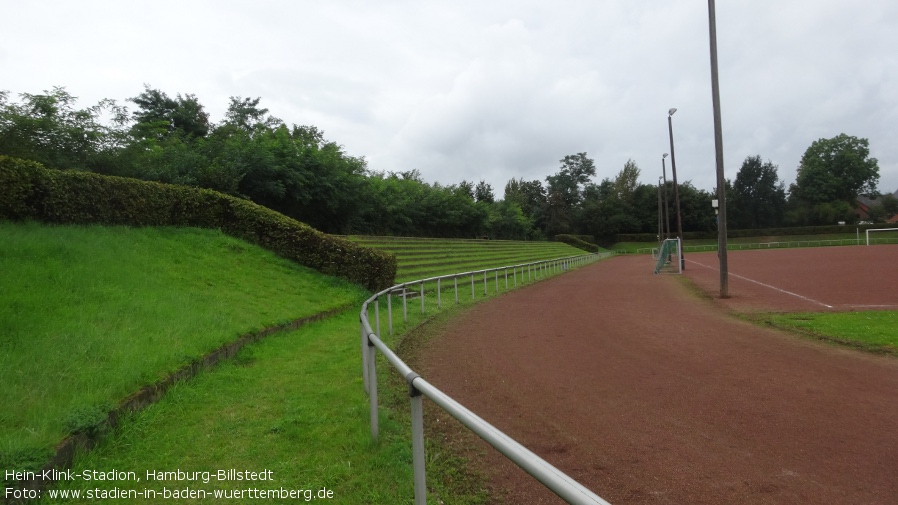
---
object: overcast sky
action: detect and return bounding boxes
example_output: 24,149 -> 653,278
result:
3,0 -> 897,196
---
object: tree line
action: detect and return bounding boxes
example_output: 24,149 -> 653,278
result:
1,86 -> 890,241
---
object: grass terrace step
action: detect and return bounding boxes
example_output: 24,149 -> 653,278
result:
0,222 -> 368,478
345,236 -> 587,283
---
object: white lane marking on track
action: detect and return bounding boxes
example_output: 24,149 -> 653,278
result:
686,259 -> 834,309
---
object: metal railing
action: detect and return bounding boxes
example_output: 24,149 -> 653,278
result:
359,253 -> 614,505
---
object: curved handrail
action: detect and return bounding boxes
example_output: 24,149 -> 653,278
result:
359,252 -> 614,505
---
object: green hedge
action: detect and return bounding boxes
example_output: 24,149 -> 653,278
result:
554,234 -> 600,253
0,156 -> 396,291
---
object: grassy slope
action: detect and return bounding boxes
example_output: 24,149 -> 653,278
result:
43,310 -> 431,504
43,235 -> 590,504
7,225 -> 590,503
1,222 -> 366,463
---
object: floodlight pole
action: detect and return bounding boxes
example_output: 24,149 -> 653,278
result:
667,109 -> 685,271
657,177 -> 663,250
661,153 -> 670,240
708,0 -> 729,298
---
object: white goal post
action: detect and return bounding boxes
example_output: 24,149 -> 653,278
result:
653,238 -> 682,275
865,228 -> 898,246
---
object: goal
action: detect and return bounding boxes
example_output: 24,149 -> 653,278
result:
865,228 -> 898,246
653,238 -> 682,275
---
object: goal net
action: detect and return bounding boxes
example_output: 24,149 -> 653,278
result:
653,238 -> 682,275
866,228 -> 898,245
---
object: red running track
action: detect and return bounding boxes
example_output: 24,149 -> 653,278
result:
416,253 -> 898,504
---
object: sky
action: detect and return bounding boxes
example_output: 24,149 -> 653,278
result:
2,0 -> 897,197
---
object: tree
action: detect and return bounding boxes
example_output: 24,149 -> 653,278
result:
487,200 -> 533,240
675,181 -> 715,232
456,180 -> 475,200
791,133 -> 879,205
730,155 -> 786,229
545,153 -> 596,236
504,178 -> 547,237
613,159 -> 640,203
545,152 -> 596,208
129,85 -> 210,140
224,96 -> 281,133
474,179 -> 494,203
867,194 -> 898,223
0,87 -> 127,172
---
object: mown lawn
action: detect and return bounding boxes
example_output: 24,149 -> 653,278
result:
7,224 -> 601,503
40,310 -> 453,504
761,311 -> 898,354
0,222 -> 366,472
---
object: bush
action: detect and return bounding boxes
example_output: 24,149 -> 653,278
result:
0,156 -> 396,291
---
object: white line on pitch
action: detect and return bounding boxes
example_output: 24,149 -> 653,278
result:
686,259 -> 834,309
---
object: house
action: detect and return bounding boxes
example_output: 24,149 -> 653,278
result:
855,189 -> 898,223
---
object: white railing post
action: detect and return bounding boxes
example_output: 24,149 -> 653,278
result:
420,281 -> 425,314
437,278 -> 442,308
387,292 -> 393,336
375,298 -> 380,337
367,339 -> 378,439
403,286 -> 408,323
410,381 -> 426,505
454,276 -> 459,304
361,321 -> 369,393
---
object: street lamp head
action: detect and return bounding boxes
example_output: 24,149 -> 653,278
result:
663,153 -> 669,159
668,108 -> 677,116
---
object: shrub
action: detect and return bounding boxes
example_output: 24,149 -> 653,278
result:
0,156 -> 396,291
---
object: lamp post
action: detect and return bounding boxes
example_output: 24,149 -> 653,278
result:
708,0 -> 729,298
657,177 -> 663,250
667,108 -> 685,270
661,153 -> 670,240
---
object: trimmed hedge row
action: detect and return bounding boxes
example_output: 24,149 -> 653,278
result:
0,156 -> 396,292
616,224 -> 889,243
555,234 -> 600,253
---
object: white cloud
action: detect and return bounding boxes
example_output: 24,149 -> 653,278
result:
2,0 -> 896,195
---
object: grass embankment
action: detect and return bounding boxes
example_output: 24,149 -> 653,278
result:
41,310 -> 450,504
6,224 -> 593,503
0,223 -> 365,486
347,236 -> 586,282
